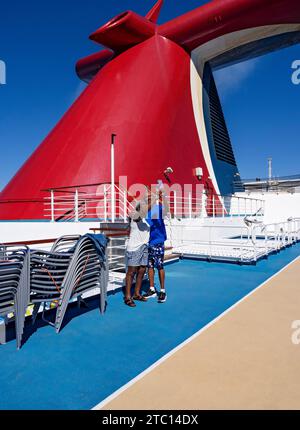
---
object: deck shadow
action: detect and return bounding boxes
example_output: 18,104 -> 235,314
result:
3,280 -> 151,348
3,293 -> 110,347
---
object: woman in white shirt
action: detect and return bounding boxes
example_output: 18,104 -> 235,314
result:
124,197 -> 152,307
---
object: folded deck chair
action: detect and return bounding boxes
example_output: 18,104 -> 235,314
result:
50,235 -> 81,253
30,236 -> 79,326
0,245 -> 30,349
55,234 -> 109,333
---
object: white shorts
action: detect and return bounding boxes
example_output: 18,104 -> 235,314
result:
125,244 -> 148,267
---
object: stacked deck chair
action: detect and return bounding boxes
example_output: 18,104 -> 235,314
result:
0,245 -> 30,349
30,234 -> 109,333
54,234 -> 109,333
30,236 -> 80,327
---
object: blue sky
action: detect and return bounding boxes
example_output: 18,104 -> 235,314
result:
0,0 -> 299,191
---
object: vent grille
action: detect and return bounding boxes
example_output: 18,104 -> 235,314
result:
208,75 -> 237,166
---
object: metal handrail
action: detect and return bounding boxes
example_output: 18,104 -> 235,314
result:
43,181 -> 265,223
169,218 -> 300,263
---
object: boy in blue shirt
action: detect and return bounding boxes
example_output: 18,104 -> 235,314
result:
143,189 -> 169,303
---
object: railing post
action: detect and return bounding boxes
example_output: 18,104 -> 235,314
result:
123,189 -> 127,221
264,228 -> 268,256
202,189 -> 207,218
50,190 -> 55,222
238,197 -> 240,218
209,226 -> 212,259
104,185 -> 107,222
74,188 -> 79,222
189,192 -> 192,219
254,229 -> 257,263
111,134 -> 116,223
222,196 -> 225,218
212,195 -> 215,218
174,191 -> 177,218
111,182 -> 115,223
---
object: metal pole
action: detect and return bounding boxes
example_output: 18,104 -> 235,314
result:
264,227 -> 268,257
111,134 -> 116,223
209,226 -> 212,259
75,188 -> 79,222
202,189 -> 206,218
123,188 -> 127,221
50,190 -> 55,222
189,192 -> 192,219
268,157 -> 272,182
104,184 -> 107,222
174,191 -> 177,218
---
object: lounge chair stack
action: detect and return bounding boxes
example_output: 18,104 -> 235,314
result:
54,235 -> 108,333
0,234 -> 109,349
0,245 -> 30,349
30,236 -> 79,327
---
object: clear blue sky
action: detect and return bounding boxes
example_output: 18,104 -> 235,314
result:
0,0 -> 299,191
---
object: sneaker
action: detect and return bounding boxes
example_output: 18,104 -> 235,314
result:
158,291 -> 167,303
143,289 -> 157,299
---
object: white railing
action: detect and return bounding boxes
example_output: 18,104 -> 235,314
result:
169,218 -> 300,263
44,183 -> 265,223
44,183 -> 135,223
107,237 -> 127,273
168,192 -> 264,219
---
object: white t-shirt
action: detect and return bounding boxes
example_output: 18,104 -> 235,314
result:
126,218 -> 150,252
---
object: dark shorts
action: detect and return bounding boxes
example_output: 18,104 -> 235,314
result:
148,243 -> 165,270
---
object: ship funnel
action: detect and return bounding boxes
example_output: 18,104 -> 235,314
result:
146,0 -> 164,24
89,10 -> 156,52
76,49 -> 114,83
78,0 -> 163,82
158,0 -> 294,51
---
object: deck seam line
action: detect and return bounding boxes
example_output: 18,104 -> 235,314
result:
92,254 -> 300,410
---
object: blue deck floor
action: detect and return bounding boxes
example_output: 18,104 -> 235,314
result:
1,243 -> 300,410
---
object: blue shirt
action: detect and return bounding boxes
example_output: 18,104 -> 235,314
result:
146,203 -> 167,246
